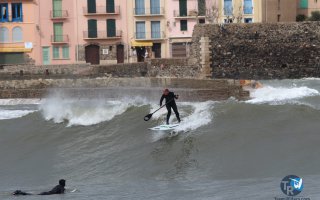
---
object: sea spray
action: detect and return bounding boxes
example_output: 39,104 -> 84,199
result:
39,96 -> 149,126
149,101 -> 214,137
0,109 -> 36,120
247,86 -> 319,104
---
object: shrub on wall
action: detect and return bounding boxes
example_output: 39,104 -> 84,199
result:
296,14 -> 307,22
308,11 -> 320,21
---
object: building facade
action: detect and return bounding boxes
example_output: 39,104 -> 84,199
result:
261,0 -> 297,22
0,0 -> 313,65
297,0 -> 320,17
76,0 -> 128,64
0,0 -> 38,65
167,0 -> 213,58
126,0 -> 167,62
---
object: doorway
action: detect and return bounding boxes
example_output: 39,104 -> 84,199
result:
117,44 -> 124,63
152,43 -> 161,58
136,47 -> 145,62
85,44 -> 100,64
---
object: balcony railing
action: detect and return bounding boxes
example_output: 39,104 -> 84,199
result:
135,31 -> 165,40
133,7 -> 165,16
173,9 -> 203,18
0,15 -> 24,23
83,6 -> 120,15
50,10 -> 68,19
83,30 -> 122,39
51,35 -> 69,43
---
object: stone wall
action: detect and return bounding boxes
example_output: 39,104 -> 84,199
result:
191,22 -> 320,79
0,58 -> 201,79
0,77 -> 249,101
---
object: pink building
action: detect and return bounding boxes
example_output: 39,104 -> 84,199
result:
76,0 -> 128,64
0,0 -> 38,65
38,0 -> 77,65
167,0 -> 213,58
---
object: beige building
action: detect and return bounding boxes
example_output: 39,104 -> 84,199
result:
127,0 -> 168,62
297,0 -> 320,17
261,0 -> 297,22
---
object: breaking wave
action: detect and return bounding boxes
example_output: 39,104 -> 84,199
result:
0,109 -> 36,120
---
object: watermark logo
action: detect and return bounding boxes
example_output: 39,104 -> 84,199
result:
280,175 -> 304,196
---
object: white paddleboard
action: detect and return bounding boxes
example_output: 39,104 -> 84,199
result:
149,124 -> 179,131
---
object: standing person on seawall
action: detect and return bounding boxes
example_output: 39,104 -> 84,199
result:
160,89 -> 181,125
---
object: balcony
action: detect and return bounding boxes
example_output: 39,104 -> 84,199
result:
173,9 -> 205,18
50,10 -> 68,19
135,31 -> 165,40
0,15 -> 23,23
83,6 -> 120,15
133,7 -> 165,16
83,30 -> 122,40
51,35 -> 69,44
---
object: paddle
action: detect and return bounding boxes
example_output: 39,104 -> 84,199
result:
144,99 -> 174,121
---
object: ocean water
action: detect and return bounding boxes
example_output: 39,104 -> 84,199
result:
0,79 -> 320,200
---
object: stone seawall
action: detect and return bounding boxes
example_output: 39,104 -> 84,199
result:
191,22 -> 320,79
0,78 -> 249,101
0,58 -> 200,80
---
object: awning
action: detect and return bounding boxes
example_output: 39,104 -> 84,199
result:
0,47 -> 32,53
131,41 -> 153,47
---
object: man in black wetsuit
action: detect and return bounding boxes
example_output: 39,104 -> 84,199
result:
160,88 -> 181,125
13,179 -> 66,196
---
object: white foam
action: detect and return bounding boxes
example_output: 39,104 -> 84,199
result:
0,109 -> 36,120
0,99 -> 41,105
39,96 -> 148,126
247,86 -> 319,104
149,101 -> 214,133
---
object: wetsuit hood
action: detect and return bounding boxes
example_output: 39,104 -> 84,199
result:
59,179 -> 66,187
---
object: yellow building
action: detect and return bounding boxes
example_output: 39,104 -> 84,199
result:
216,0 -> 296,23
127,0 -> 168,62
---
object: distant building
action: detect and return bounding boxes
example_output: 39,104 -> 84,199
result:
0,0 -> 314,65
297,0 -> 320,18
261,0 -> 297,22
0,0 -> 37,65
167,0 -> 213,58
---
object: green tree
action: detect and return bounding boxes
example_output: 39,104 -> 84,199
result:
308,11 -> 320,21
296,14 -> 306,22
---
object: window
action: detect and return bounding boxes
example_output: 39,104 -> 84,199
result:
244,18 -> 252,23
107,0 -> 115,13
198,0 -> 206,16
151,21 -> 161,38
243,0 -> 253,14
0,27 -> 9,42
150,0 -> 160,15
300,0 -> 308,9
135,0 -> 145,15
53,46 -> 60,59
53,0 -> 62,18
224,0 -> 232,16
277,14 -> 281,22
0,3 -> 9,22
12,26 -> 23,42
87,0 -> 96,13
179,0 -> 187,16
278,0 -> 281,10
62,46 -> 69,59
88,19 -> 97,38
136,21 -> 145,39
224,18 -> 233,23
107,19 -> 116,37
12,3 -> 23,22
180,20 -> 187,31
199,19 -> 205,24
53,23 -> 63,42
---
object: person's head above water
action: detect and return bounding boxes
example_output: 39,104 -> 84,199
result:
59,179 -> 66,187
163,88 -> 169,96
